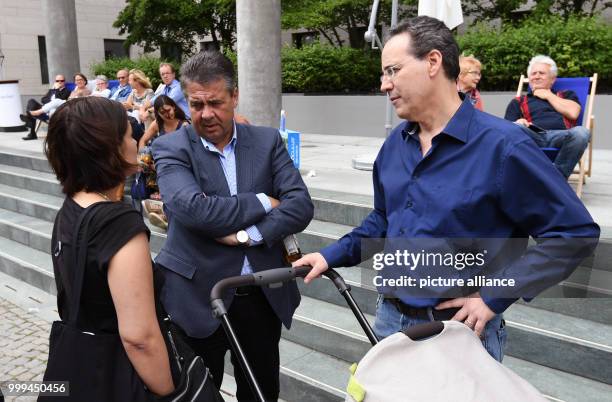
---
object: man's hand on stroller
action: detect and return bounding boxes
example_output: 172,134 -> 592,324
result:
293,253 -> 328,284
434,292 -> 495,337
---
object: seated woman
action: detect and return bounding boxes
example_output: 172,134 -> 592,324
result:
29,73 -> 92,119
457,55 -> 483,111
69,72 -> 93,99
41,97 -> 174,399
137,95 -> 189,229
91,74 -> 111,98
124,69 -> 154,124
138,95 -> 189,150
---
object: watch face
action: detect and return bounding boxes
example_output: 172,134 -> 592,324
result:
237,230 -> 249,244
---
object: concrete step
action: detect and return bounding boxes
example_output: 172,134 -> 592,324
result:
0,149 -> 53,174
296,279 -> 612,385
223,338 -> 346,402
0,207 -> 53,253
0,163 -> 62,197
503,356 -> 612,402
309,188 -> 372,227
0,236 -> 55,295
0,183 -> 63,222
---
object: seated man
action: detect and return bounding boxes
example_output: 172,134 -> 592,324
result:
141,62 -> 190,120
504,55 -> 590,179
20,74 -> 70,140
109,68 -> 132,102
91,75 -> 111,98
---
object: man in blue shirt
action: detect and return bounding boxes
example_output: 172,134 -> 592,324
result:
143,62 -> 190,119
109,69 -> 132,102
504,55 -> 590,178
295,16 -> 599,362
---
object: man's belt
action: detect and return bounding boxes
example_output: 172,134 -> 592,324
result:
386,298 -> 460,321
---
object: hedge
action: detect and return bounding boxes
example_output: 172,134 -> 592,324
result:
280,45 -> 381,93
90,15 -> 610,93
226,45 -> 381,93
93,47 -> 380,94
90,56 -> 181,89
458,15 -> 612,91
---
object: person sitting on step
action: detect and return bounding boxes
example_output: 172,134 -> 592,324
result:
20,74 -> 70,141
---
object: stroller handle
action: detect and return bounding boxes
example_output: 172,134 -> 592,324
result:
210,265 -> 312,316
210,266 -> 349,317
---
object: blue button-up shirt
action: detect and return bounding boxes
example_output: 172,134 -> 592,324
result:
200,123 -> 271,275
152,79 -> 191,119
321,98 -> 599,313
110,84 -> 132,102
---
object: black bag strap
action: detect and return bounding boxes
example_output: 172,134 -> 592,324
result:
59,201 -> 135,326
65,202 -> 107,325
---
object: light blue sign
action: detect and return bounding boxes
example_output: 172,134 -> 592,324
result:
280,129 -> 300,169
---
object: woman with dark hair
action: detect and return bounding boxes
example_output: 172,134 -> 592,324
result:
41,96 -> 174,400
136,95 -> 189,229
138,95 -> 189,150
69,72 -> 92,99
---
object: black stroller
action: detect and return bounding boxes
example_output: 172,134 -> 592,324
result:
210,266 -> 445,401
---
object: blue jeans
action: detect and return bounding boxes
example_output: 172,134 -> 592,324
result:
525,126 -> 590,178
373,296 -> 507,362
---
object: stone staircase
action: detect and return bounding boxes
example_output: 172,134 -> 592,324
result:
0,149 -> 611,402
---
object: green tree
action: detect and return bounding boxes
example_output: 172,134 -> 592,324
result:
113,0 -> 236,58
462,0 -> 529,23
281,0 -> 417,48
462,0 -> 611,23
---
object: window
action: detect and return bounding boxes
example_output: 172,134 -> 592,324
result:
292,32 -> 318,49
348,25 -> 381,49
104,39 -> 128,60
37,36 -> 49,85
199,41 -> 217,52
160,44 -> 182,63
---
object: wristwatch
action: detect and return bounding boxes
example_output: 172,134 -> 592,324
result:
236,230 -> 250,246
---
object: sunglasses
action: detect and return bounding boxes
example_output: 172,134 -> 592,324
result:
56,80 -> 65,82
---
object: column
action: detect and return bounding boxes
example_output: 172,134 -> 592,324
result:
236,0 -> 281,128
42,0 -> 80,81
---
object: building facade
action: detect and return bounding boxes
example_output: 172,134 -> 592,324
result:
0,0 -> 148,98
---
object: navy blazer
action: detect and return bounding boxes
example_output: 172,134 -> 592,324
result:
152,123 -> 314,338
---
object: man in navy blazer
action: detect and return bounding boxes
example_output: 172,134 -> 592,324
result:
152,51 -> 313,401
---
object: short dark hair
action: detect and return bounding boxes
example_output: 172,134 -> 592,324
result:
153,95 -> 188,130
390,16 -> 460,81
179,50 -> 236,92
44,97 -> 133,196
159,62 -> 175,73
74,72 -> 88,85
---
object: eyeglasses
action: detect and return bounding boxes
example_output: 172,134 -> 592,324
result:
55,80 -> 65,83
117,76 -> 127,80
465,70 -> 481,77
380,63 -> 405,83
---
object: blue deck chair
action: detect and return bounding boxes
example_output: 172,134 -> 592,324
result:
515,74 -> 598,198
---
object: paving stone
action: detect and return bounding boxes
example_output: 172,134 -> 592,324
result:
0,296 -> 50,385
